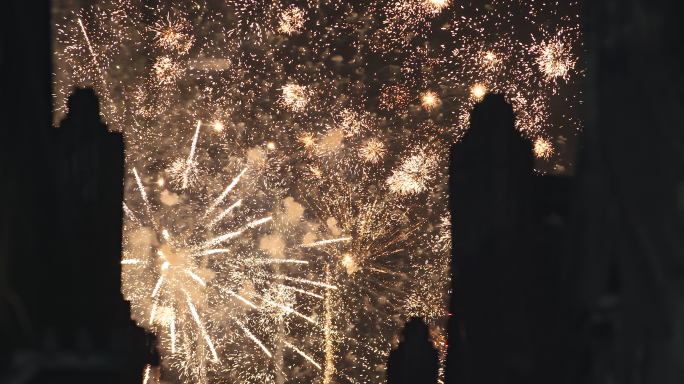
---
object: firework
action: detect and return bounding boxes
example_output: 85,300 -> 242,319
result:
166,121 -> 203,190
167,157 -> 201,190
533,30 -> 577,82
279,83 -> 310,113
420,90 -> 440,111
149,14 -> 195,54
377,0 -> 450,48
153,56 -> 185,85
123,125 -> 333,382
436,214 -> 451,253
380,85 -> 411,112
225,0 -> 281,42
424,0 -> 450,14
533,137 -> 554,159
278,6 -> 305,35
338,109 -> 369,137
298,133 -> 317,151
296,169 -> 428,384
477,49 -> 504,71
511,94 -> 548,137
53,0 -> 583,382
359,138 -> 387,164
387,147 -> 440,195
470,84 -> 487,101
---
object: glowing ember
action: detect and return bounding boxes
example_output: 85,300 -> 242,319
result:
470,83 -> 487,100
420,90 -> 440,111
534,137 -> 554,159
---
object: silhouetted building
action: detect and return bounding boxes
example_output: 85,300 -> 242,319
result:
438,94 -> 576,384
552,1 -> 684,383
388,95 -> 573,384
0,89 -> 157,384
387,317 -> 439,384
52,88 -> 126,337
440,1 -> 684,384
445,94 -> 535,384
0,2 -> 156,379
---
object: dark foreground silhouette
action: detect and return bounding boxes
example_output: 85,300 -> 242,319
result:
387,1 -> 684,384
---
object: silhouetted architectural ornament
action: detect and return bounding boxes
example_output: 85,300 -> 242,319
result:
446,94 -> 534,384
386,317 -> 439,384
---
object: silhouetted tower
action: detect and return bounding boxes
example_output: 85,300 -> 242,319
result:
52,88 -> 126,334
387,317 -> 439,384
1,88 -> 156,384
445,94 -> 534,384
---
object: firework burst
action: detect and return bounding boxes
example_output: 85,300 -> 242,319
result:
295,169 -> 428,384
470,84 -> 487,101
420,90 -> 440,111
359,138 -> 387,164
123,126 -> 331,383
278,6 -> 306,35
533,137 -> 554,159
53,0 -> 583,382
149,14 -> 195,54
279,83 -> 311,113
387,147 -> 440,196
153,56 -> 185,85
533,30 -> 577,83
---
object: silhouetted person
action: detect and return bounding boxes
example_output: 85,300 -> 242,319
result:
387,317 -> 439,384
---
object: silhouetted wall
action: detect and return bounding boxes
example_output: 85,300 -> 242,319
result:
1,0 -> 57,373
554,1 -> 684,383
